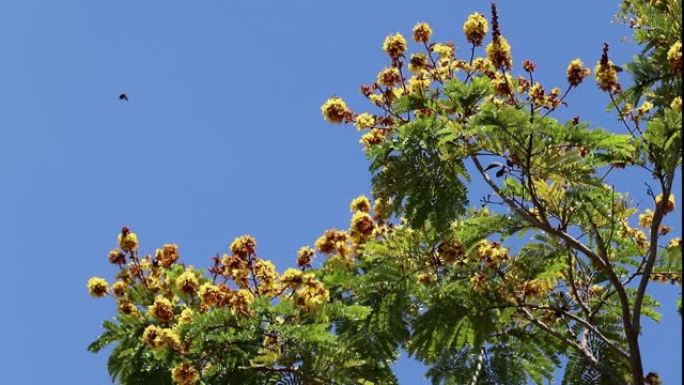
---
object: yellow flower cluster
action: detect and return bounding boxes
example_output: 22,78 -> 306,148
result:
432,43 -> 454,59
112,280 -> 127,297
408,53 -> 428,73
638,209 -> 654,228
198,282 -> 223,307
618,221 -> 649,250
383,33 -> 408,58
359,128 -> 386,150
254,259 -> 280,296
667,41 -> 681,72
528,82 -> 546,106
475,240 -> 509,267
437,239 -> 466,263
407,74 -> 431,94
178,307 -> 194,325
412,22 -> 433,43
486,36 -> 512,70
671,96 -> 682,112
321,97 -> 351,124
148,295 -> 175,323
176,270 -> 199,295
377,67 -> 402,87
350,195 -> 372,213
281,269 -> 330,311
351,211 -> 375,238
108,249 -> 126,265
118,227 -> 139,252
87,277 -> 109,297
230,235 -> 257,258
296,246 -> 315,268
594,59 -> 619,92
463,12 -> 488,46
172,362 -> 200,385
566,59 -> 591,86
656,193 -> 676,214
518,279 -> 551,298
142,324 -> 180,350
156,244 -> 180,268
353,113 -> 375,131
315,229 -> 349,255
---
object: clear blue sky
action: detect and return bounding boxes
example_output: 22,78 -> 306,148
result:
0,1 -> 680,384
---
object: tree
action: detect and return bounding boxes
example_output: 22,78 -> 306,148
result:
88,1 -> 682,384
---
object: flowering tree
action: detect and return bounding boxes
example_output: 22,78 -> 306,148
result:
88,1 -> 681,385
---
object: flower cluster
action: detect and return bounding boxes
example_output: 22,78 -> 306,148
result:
595,43 -> 620,92
89,227 -> 334,384
667,40 -> 681,73
566,59 -> 591,86
463,12 -> 488,46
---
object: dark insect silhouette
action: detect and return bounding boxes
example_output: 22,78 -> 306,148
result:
119,93 -> 128,101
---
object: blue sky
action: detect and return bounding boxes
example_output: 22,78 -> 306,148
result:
0,1 -> 680,384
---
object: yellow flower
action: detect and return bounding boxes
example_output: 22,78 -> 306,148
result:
118,300 -> 139,316
670,96 -> 682,112
412,22 -> 432,43
314,229 -> 348,254
636,101 -> 654,117
472,57 -> 494,74
377,67 -> 401,87
108,249 -> 126,265
176,270 -> 199,295
417,273 -> 436,285
296,246 -> 315,268
155,244 -> 179,268
198,283 -> 222,307
359,128 -> 386,150
229,289 -> 255,316
148,296 -> 174,323
117,227 -> 138,252
432,43 -> 454,59
321,97 -> 350,124
492,72 -> 513,96
655,193 -> 675,214
142,325 -> 164,349
281,268 -> 305,288
639,209 -> 654,228
87,277 -> 109,298
486,36 -> 512,70
383,33 -> 407,58
353,113 -> 375,131
667,41 -> 681,72
159,328 -> 181,349
408,53 -> 428,73
254,259 -> 280,296
368,93 -> 384,106
112,280 -> 127,298
438,239 -> 465,263
351,211 -> 375,237
296,278 -> 329,311
407,75 -> 430,94
528,82 -> 546,106
172,362 -> 200,385
566,59 -> 591,86
178,307 -> 194,325
463,12 -> 488,46
470,271 -> 488,292
667,237 -> 682,249
594,59 -> 619,92
350,195 -> 371,213
230,235 -> 257,258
